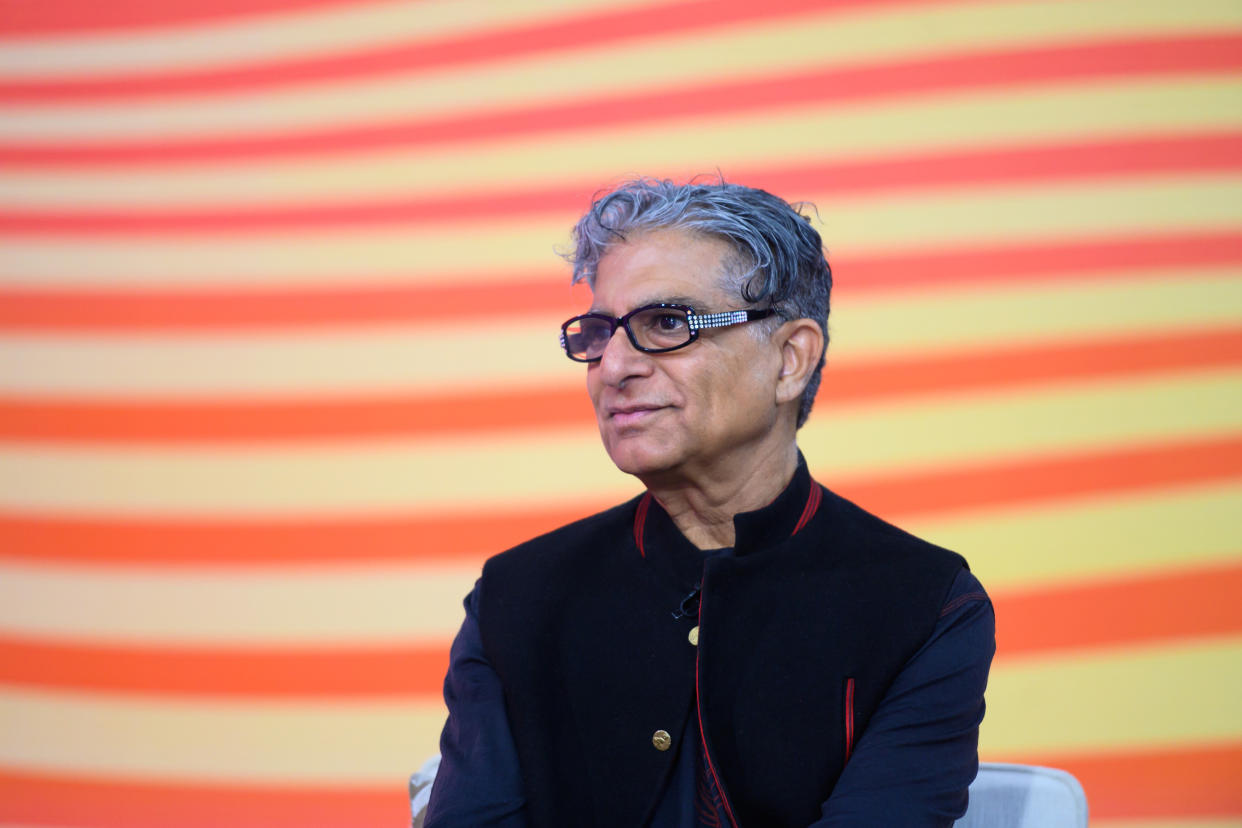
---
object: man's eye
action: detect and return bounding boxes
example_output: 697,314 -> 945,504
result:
654,314 -> 685,331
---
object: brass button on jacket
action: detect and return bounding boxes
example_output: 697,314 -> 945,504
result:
688,625 -> 700,646
651,729 -> 672,751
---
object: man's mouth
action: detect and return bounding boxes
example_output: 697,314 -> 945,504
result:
607,404 -> 665,426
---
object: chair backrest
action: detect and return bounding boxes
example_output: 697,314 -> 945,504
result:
409,757 -> 1087,827
409,754 -> 440,828
954,762 -> 1088,828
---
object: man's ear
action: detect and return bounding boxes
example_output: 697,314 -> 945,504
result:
775,319 -> 825,406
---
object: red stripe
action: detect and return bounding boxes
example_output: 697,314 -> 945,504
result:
1,326 -> 1237,443
4,34 -> 1237,165
2,433 -> 1238,568
0,0 -> 928,101
998,742 -> 1242,819
0,0 -> 353,37
2,232 -> 1238,331
993,560 -> 1242,659
4,131 -> 1239,234
634,491 -> 652,557
0,766 -> 402,828
840,433 -> 1242,520
0,635 -> 448,697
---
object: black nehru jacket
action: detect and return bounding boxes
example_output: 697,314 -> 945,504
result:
476,459 -> 968,828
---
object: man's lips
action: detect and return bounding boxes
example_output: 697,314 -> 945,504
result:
605,404 -> 667,426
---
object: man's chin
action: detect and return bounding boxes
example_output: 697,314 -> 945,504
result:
604,440 -> 681,479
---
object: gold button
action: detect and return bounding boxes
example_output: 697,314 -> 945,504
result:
652,730 -> 672,751
688,626 -> 699,646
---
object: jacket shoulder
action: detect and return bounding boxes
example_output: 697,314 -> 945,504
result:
817,485 -> 968,571
481,494 -> 643,581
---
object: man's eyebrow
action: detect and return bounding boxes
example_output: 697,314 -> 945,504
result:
590,295 -> 702,314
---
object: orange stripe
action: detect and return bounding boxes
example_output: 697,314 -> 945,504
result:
4,34 -> 1238,165
9,566 -> 1242,700
0,0 -> 350,37
0,635 -> 448,697
993,560 -> 1242,658
0,746 -> 1237,826
2,433 -> 1239,567
998,743 -> 1242,819
2,232 -> 1239,331
5,132 -> 1240,233
0,0 -> 918,100
2,326 -> 1237,442
0,766 -> 402,828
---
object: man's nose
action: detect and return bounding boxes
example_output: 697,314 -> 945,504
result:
597,325 -> 650,386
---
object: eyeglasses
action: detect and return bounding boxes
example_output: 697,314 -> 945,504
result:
559,302 -> 775,363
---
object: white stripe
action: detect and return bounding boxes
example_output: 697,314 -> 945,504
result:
1,0 -> 1236,140
0,562 -> 476,644
6,76 -> 1241,209
1,272 -> 1238,395
0,370 -> 1237,514
2,176 -> 1239,287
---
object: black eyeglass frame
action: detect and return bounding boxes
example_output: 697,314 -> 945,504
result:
559,302 -> 776,363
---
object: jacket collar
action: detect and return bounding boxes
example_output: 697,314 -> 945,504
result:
633,452 -> 822,561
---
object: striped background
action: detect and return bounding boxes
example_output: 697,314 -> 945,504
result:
1,0 -> 1240,825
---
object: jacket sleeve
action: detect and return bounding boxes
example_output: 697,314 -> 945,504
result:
811,568 -> 996,827
424,585 -> 529,828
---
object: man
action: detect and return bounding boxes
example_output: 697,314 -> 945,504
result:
425,178 -> 994,827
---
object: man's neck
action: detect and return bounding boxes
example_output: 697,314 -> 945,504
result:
641,441 -> 800,549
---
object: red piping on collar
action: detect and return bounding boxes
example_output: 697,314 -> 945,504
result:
791,483 -> 822,536
633,480 -> 822,556
633,491 -> 652,558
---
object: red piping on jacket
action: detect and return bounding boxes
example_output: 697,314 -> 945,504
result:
633,491 -> 652,557
844,677 -> 856,763
696,589 -> 740,828
792,483 -> 822,536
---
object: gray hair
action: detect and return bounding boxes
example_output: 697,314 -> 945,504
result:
566,176 -> 832,427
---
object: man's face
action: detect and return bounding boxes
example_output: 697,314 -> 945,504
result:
586,228 -> 785,480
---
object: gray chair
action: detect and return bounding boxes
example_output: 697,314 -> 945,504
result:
410,757 -> 1088,827
409,754 -> 440,828
955,762 -> 1089,827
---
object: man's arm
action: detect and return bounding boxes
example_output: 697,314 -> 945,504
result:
813,568 -> 996,827
424,585 -> 528,828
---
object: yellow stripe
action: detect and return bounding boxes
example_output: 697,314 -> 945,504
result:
4,176 -> 1240,287
2,271 -> 1238,394
1,370 -> 1238,514
0,687 -> 445,782
3,0 -> 1238,140
8,76 -> 1241,208
0,561 -> 474,644
915,483 -> 1242,592
805,369 -> 1242,473
981,636 -> 1242,755
0,0 -> 649,78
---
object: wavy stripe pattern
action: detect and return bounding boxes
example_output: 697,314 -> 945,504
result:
2,0 -> 1241,825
